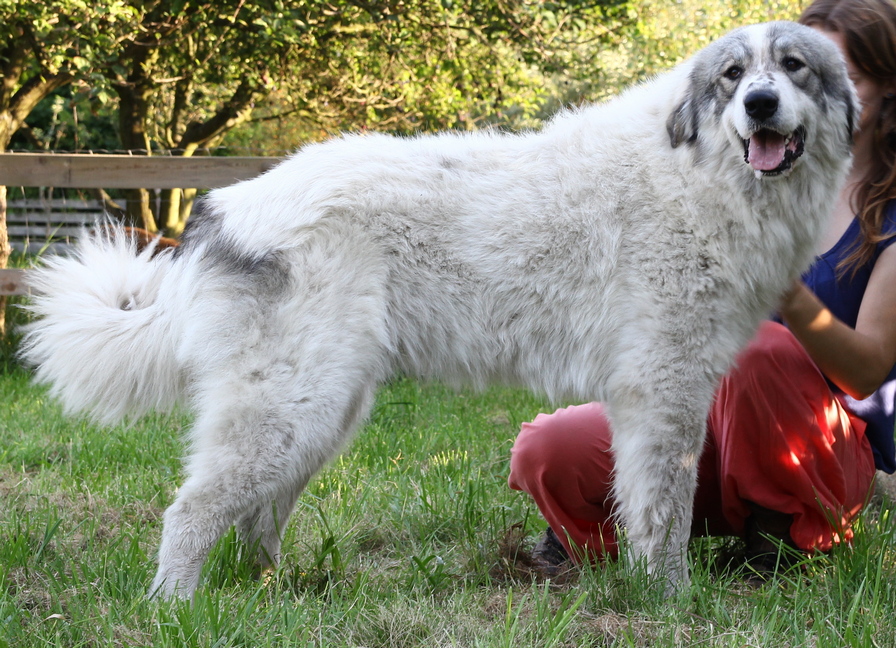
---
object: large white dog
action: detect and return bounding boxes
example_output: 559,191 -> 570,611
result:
21,21 -> 857,599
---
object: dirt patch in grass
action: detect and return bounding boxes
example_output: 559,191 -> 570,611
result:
489,523 -> 579,585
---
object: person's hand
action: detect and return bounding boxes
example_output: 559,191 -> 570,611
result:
777,280 -> 819,325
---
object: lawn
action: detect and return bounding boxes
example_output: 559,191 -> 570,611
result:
2,315 -> 895,646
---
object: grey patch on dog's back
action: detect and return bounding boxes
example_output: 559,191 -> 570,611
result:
205,240 -> 293,298
176,198 -> 223,255
177,198 -> 291,297
438,156 -> 461,170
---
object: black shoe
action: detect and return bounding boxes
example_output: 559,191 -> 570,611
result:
743,503 -> 798,581
532,527 -> 570,575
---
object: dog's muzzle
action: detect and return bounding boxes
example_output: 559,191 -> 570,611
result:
740,89 -> 806,177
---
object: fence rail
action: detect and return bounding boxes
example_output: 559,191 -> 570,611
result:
0,153 -> 280,189
6,197 -> 106,255
0,152 -> 282,296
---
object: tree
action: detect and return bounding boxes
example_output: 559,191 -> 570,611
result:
6,0 -> 806,239
92,0 -> 634,234
585,0 -> 806,100
0,1 -> 136,332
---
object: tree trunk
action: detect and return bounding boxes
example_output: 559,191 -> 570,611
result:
112,40 -> 160,232
159,80 -> 260,235
116,85 -> 157,231
123,188 -> 157,231
160,186 -> 196,237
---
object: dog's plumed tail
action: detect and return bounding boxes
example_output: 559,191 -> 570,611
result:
19,229 -> 186,424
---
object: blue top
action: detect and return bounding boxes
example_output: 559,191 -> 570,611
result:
802,202 -> 896,473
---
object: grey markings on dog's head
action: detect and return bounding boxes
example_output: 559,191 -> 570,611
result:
667,21 -> 856,162
764,22 -> 857,144
667,28 -> 753,148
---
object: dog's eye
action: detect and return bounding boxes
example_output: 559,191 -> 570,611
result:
783,57 -> 805,72
723,65 -> 743,81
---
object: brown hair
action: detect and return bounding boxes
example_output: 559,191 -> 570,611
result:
800,0 -> 896,274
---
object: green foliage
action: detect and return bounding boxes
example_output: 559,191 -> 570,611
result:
8,85 -> 119,152
555,0 -> 806,103
0,0 -> 135,75
0,1 -> 136,147
5,1 -> 636,152
595,0 -> 804,96
7,0 -> 809,156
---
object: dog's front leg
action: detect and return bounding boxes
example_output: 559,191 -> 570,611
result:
607,382 -> 714,596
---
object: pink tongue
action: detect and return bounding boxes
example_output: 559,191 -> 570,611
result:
748,131 -> 786,171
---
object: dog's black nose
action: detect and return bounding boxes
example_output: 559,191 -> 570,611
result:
744,89 -> 779,121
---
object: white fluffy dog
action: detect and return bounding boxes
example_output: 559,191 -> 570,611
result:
21,21 -> 857,599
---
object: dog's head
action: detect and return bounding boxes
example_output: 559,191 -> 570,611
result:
667,21 -> 858,179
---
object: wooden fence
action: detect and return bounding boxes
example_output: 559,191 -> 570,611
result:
7,197 -> 107,255
0,153 -> 280,189
0,152 -> 281,295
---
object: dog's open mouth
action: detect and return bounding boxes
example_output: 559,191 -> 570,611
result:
742,127 -> 805,176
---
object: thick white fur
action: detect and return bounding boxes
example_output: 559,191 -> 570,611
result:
20,22 -> 857,599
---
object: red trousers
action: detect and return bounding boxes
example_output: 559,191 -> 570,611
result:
508,321 -> 877,560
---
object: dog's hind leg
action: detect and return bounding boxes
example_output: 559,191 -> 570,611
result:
234,375 -> 379,575
149,367 -> 382,600
237,481 -> 304,574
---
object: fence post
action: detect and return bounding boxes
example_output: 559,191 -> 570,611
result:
0,184 -> 8,334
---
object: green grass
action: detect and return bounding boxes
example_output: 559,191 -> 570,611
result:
2,296 -> 896,645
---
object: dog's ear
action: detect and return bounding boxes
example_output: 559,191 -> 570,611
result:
666,75 -> 701,148
826,62 -> 860,147
821,41 -> 860,147
666,98 -> 697,148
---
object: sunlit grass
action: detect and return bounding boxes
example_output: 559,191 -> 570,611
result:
2,317 -> 895,646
